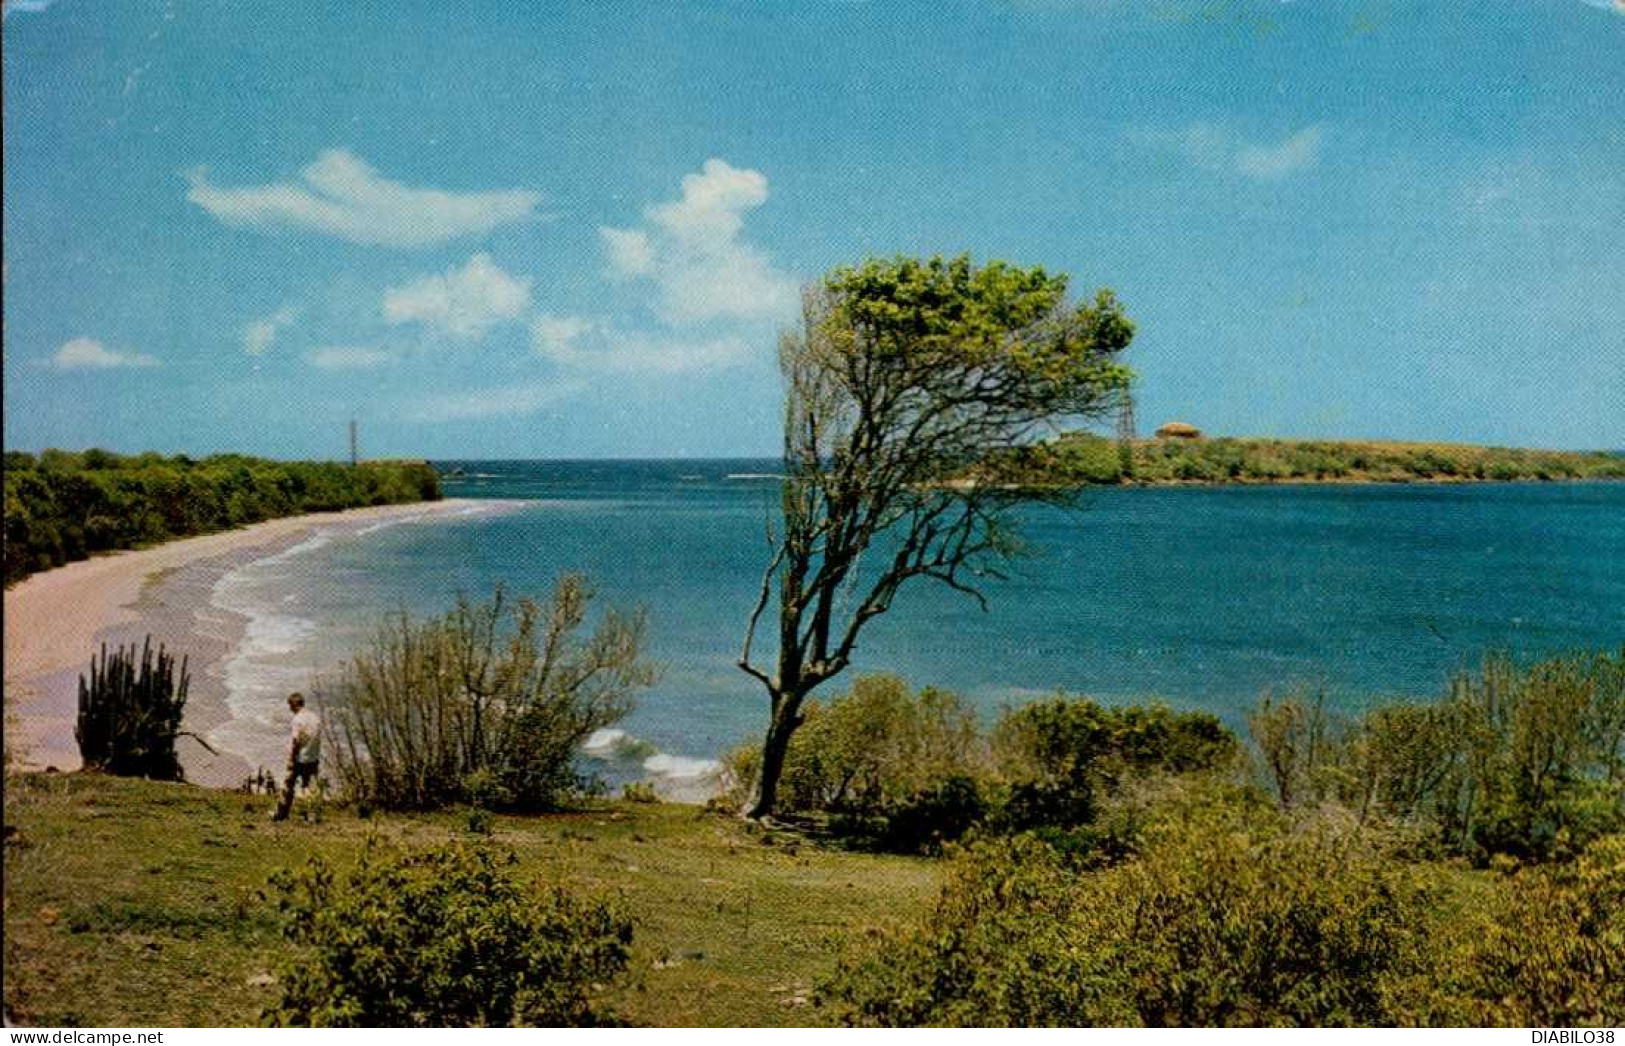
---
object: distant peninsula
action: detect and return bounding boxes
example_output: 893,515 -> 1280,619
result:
2,449 -> 443,586
1009,432 -> 1625,487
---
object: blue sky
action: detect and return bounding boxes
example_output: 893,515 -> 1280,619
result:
3,0 -> 1621,459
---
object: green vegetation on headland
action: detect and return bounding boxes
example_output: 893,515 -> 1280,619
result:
5,649 -> 1619,1027
2,449 -> 442,585
1009,433 -> 1625,487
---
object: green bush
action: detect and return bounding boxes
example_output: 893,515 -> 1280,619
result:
1253,650 -> 1625,862
725,680 -> 1237,853
993,696 -> 1236,831
823,808 -> 1442,1027
724,676 -> 986,850
326,578 -> 655,812
265,841 -> 632,1027
1411,835 -> 1625,1026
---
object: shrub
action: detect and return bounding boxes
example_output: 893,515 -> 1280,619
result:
1247,689 -> 1344,810
265,841 -> 632,1027
872,774 -> 991,855
993,696 -> 1235,831
1415,834 -> 1625,1026
621,781 -> 659,803
723,676 -> 987,851
326,577 -> 655,812
1263,651 -> 1625,861
823,809 -> 1442,1027
1439,650 -> 1625,861
75,637 -> 192,781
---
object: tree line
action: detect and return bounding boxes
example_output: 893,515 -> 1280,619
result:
1029,432 -> 1625,485
3,449 -> 441,585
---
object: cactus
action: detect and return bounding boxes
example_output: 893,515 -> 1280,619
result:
75,636 -> 191,780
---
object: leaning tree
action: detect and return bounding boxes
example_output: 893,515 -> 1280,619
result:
737,254 -> 1135,818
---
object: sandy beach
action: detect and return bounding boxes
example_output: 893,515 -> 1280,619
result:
3,499 -> 490,785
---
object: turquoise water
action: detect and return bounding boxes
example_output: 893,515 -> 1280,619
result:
209,461 -> 1625,782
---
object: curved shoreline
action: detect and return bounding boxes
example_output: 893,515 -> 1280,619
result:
2,499 -> 499,782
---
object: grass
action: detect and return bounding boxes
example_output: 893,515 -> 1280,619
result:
1,773 -> 938,1028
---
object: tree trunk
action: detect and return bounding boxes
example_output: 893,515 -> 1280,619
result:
745,688 -> 803,819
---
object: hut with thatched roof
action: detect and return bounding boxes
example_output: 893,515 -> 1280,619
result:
1155,421 -> 1202,440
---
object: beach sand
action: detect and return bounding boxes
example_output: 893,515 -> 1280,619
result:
3,499 -> 489,785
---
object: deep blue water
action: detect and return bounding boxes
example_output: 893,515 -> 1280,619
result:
208,460 -> 1625,783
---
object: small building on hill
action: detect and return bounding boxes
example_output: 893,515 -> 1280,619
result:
1155,421 -> 1203,440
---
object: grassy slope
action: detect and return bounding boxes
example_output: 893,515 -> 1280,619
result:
1031,434 -> 1625,486
1,774 -> 936,1028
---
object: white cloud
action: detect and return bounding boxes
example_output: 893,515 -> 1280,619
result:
186,149 -> 544,248
383,253 -> 531,340
1578,0 -> 1625,14
598,158 -> 797,324
306,346 -> 394,370
242,305 -> 300,356
531,313 -> 598,358
531,312 -> 752,374
409,379 -> 585,422
1136,122 -> 1325,180
49,337 -> 158,370
600,227 -> 654,276
1234,125 -> 1324,179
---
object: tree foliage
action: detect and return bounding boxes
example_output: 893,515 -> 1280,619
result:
739,254 -> 1134,817
326,578 -> 655,812
4,449 -> 441,585
265,841 -> 633,1027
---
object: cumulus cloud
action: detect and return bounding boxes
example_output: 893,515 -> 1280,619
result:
49,337 -> 158,370
531,312 -> 752,374
383,253 -> 531,339
409,379 -> 585,422
1578,0 -> 1625,14
600,227 -> 654,276
598,158 -> 797,324
306,345 -> 394,370
1136,122 -> 1325,180
243,305 -> 300,356
186,149 -> 543,248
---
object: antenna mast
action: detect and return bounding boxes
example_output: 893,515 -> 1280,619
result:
1116,389 -> 1137,444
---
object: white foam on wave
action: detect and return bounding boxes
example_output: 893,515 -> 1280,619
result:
582,728 -> 634,757
207,530 -> 340,770
581,726 -> 726,802
643,752 -> 723,779
203,502 -> 531,770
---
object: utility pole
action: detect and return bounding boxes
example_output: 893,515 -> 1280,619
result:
1116,389 -> 1137,444
349,419 -> 359,466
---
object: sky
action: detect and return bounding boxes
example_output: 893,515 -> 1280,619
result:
3,0 -> 1622,459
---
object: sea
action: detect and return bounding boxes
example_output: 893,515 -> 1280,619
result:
204,461 -> 1625,797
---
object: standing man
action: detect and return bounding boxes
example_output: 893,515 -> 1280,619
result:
272,692 -> 322,822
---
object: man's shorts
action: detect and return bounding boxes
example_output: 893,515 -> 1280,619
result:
290,761 -> 319,788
